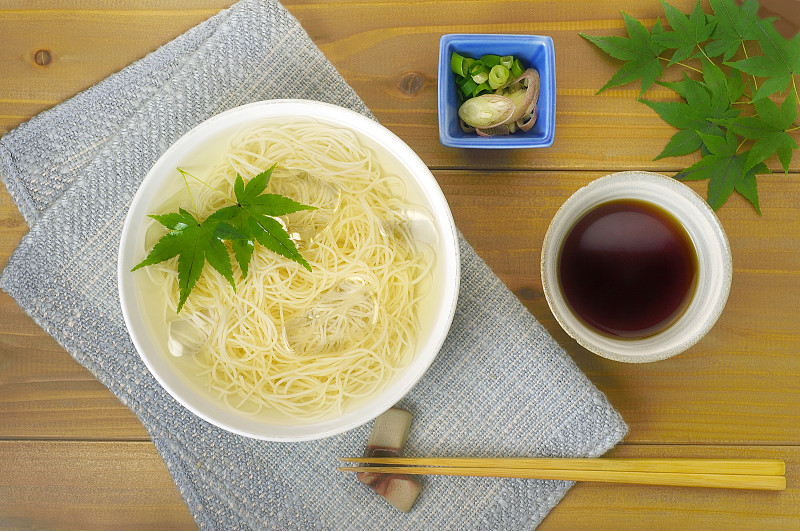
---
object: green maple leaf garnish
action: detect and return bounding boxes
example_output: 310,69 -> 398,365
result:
132,208 -> 244,312
676,131 -> 767,213
210,164 -> 316,276
726,18 -> 800,101
132,164 -> 316,311
705,0 -> 759,61
581,1 -> 800,213
579,13 -> 665,95
653,0 -> 716,65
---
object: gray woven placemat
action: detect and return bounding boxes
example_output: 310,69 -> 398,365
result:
0,1 -> 627,529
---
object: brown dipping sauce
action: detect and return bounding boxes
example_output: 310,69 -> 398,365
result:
557,199 -> 697,339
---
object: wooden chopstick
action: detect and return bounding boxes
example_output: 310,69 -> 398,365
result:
338,458 -> 786,491
340,457 -> 785,476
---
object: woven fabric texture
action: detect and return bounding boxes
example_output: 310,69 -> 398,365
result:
0,1 -> 627,529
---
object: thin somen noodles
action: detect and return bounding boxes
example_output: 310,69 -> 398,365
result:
144,121 -> 431,420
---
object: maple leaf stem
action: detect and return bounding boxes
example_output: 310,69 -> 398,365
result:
659,56 -> 702,74
737,138 -> 747,152
178,168 -> 199,218
177,168 -> 232,202
697,45 -> 712,64
740,40 -> 759,92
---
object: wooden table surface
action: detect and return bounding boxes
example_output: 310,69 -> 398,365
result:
1,1 -> 799,529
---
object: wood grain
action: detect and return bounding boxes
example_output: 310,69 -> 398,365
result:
542,444 -> 800,530
0,441 -> 195,530
0,441 -> 796,530
1,1 -> 798,170
1,0 -> 799,528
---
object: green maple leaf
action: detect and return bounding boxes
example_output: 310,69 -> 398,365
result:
748,132 -> 797,174
726,18 -> 800,100
211,165 -> 316,276
754,92 -> 800,131
580,12 -> 665,95
643,64 -> 738,159
133,165 -> 316,310
653,0 -> 716,65
725,66 -> 746,104
654,128 -> 705,159
675,131 -> 767,213
700,59 -> 730,110
132,208 -> 243,312
640,95 -> 710,159
722,97 -> 798,173
705,0 -> 759,61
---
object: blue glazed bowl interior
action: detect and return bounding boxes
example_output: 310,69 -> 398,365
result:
438,34 -> 556,149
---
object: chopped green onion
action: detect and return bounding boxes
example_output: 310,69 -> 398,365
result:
450,52 -> 467,76
473,82 -> 491,97
452,52 -> 528,116
479,54 -> 502,68
459,78 -> 479,98
472,71 -> 489,84
488,65 -> 510,89
470,63 -> 489,84
511,58 -> 524,78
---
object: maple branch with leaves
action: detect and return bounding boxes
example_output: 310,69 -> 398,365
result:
580,0 -> 800,213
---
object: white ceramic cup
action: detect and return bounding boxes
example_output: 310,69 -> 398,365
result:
541,171 -> 732,363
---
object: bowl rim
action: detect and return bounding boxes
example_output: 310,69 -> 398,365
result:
540,171 -> 732,363
437,33 -> 556,149
117,99 -> 461,440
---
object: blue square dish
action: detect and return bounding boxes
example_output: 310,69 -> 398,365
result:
438,34 -> 556,149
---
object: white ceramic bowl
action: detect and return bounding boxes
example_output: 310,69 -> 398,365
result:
118,100 -> 460,440
541,171 -> 731,363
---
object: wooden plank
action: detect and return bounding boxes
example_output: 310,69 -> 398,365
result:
0,302 -> 149,440
0,440 -> 796,529
0,440 -> 196,530
0,13 -> 217,114
0,1 -> 229,8
540,444 -> 800,530
0,175 -> 27,266
1,1 -> 798,171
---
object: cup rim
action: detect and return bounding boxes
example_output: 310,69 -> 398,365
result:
540,171 -> 732,363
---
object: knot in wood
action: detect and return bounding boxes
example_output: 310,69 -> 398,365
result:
34,49 -> 52,67
399,72 -> 423,96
